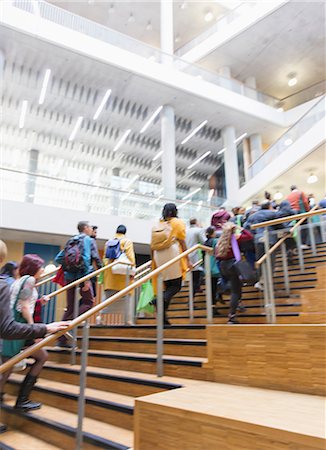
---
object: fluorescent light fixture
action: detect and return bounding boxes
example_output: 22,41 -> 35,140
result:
277,107 -> 284,112
284,138 -> 293,146
179,200 -> 191,209
196,200 -> 203,212
234,133 -> 247,144
204,11 -> 214,22
182,187 -> 201,201
307,174 -> 318,184
69,116 -> 83,141
38,69 -> 51,105
149,195 -> 163,206
128,13 -> 135,23
187,150 -> 211,170
181,120 -> 208,145
140,106 -> 163,134
113,129 -> 131,152
125,174 -> 139,189
122,189 -> 135,202
146,21 -> 153,31
93,89 -> 111,120
19,100 -> 28,129
218,147 -> 226,155
274,191 -> 283,200
153,150 -> 163,161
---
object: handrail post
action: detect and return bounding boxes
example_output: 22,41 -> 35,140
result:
125,266 -> 130,325
75,319 -> 90,450
204,252 -> 213,323
296,227 -> 305,272
156,274 -> 164,377
261,262 -> 271,323
264,228 -> 276,323
308,218 -> 317,256
320,216 -> 326,243
188,271 -> 194,323
71,286 -> 79,365
281,242 -> 290,297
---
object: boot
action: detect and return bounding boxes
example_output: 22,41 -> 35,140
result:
227,314 -> 239,325
15,373 -> 42,412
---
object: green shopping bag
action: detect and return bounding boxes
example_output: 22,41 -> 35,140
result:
137,280 -> 155,314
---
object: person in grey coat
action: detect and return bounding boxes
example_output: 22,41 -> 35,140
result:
186,218 -> 206,297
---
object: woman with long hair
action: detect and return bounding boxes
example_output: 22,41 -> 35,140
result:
0,261 -> 19,286
1,254 -> 50,411
152,203 -> 191,326
216,223 -> 253,324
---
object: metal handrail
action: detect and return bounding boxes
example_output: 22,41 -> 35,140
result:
250,208 -> 326,230
135,260 -> 152,274
0,244 -> 212,374
255,206 -> 320,267
35,274 -> 56,287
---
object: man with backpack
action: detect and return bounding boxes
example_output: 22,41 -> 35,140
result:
102,225 -> 135,324
55,221 -> 101,347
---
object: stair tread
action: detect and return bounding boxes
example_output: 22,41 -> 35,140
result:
3,398 -> 133,448
8,373 -> 135,408
0,430 -> 59,450
77,336 -> 206,345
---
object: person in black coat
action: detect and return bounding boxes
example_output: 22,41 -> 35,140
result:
275,200 -> 297,263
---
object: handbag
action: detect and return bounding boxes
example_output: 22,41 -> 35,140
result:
231,235 -> 258,285
111,253 -> 136,276
2,276 -> 31,358
136,280 -> 155,314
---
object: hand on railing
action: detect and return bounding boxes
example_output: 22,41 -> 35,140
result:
45,321 -> 72,335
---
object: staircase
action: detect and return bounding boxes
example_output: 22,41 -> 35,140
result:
1,244 -> 325,449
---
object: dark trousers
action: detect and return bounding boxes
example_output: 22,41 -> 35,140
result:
219,260 -> 242,317
192,271 -> 201,296
59,281 -> 94,343
211,276 -> 218,304
163,277 -> 182,320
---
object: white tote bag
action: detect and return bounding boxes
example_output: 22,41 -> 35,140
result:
111,253 -> 136,276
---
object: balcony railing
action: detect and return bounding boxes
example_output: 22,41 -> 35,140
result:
247,96 -> 325,179
8,0 -> 279,108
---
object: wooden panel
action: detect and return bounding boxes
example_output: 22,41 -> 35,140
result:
204,324 -> 326,395
134,382 -> 325,450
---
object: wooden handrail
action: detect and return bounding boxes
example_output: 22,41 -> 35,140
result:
255,205 -> 319,267
135,260 -> 152,274
250,208 -> 325,230
36,267 -> 59,284
0,244 -> 212,374
35,275 -> 56,288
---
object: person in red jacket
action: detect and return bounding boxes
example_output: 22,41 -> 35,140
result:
216,223 -> 253,324
286,185 -> 310,248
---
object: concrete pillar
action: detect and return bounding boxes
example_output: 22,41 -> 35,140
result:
244,76 -> 258,100
219,66 -> 232,90
161,105 -> 176,199
222,126 -> 239,206
160,0 -> 173,64
242,138 -> 251,182
250,133 -> 263,163
25,149 -> 39,203
111,167 -> 121,216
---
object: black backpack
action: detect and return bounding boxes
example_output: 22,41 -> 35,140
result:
62,235 -> 86,273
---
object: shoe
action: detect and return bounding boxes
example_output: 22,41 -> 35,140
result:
15,374 -> 42,412
254,282 -> 264,291
300,244 -> 310,250
237,303 -> 246,313
227,315 -> 239,325
56,341 -> 74,349
0,423 -> 7,434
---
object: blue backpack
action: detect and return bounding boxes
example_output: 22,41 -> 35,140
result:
105,238 -> 122,259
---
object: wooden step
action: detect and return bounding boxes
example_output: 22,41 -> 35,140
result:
1,401 -> 133,450
5,374 -> 134,430
46,348 -> 207,380
0,430 -> 60,450
168,303 -> 302,316
31,363 -> 183,397
74,336 -> 207,357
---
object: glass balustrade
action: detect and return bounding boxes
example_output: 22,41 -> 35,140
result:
8,0 -> 279,108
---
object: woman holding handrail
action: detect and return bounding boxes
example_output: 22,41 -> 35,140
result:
215,223 -> 253,324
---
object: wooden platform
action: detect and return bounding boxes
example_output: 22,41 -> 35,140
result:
134,382 -> 326,450
204,324 -> 326,395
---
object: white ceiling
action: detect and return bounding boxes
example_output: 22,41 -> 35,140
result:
198,1 -> 326,99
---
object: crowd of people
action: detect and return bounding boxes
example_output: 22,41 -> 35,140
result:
0,184 -> 324,425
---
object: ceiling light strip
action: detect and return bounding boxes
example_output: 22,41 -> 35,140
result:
179,200 -> 191,209
38,69 -> 51,105
187,150 -> 211,170
69,116 -> 83,141
234,133 -> 247,144
113,129 -> 131,152
93,89 -> 112,120
19,100 -> 28,129
149,194 -> 163,206
181,120 -> 208,145
140,106 -> 163,134
182,187 -> 201,200
125,174 -> 140,189
153,150 -> 163,161
218,147 -> 226,155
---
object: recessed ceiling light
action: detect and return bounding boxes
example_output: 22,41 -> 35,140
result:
148,55 -> 156,62
307,174 -> 318,184
108,4 -> 114,14
284,138 -> 293,146
19,100 -> 28,129
274,191 -> 283,200
287,73 -> 297,87
146,21 -> 153,31
180,2 -> 187,10
277,107 -> 284,112
204,11 -> 214,22
128,13 -> 135,23
175,34 -> 181,43
181,120 -> 208,145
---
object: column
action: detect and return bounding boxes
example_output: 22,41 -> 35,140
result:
25,149 -> 39,203
111,167 -> 120,216
250,133 -> 263,163
0,50 -> 4,93
222,126 -> 239,206
219,66 -> 232,90
244,76 -> 258,100
242,138 -> 251,183
160,1 -> 176,200
161,105 -> 176,199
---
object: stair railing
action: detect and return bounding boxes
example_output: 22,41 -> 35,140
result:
251,207 -> 325,323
